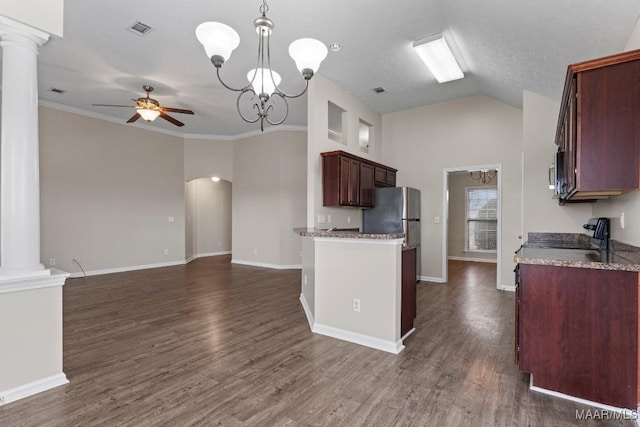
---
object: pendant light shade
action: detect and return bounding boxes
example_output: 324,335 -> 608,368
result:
289,38 -> 328,76
138,108 -> 161,122
247,68 -> 281,95
195,22 -> 240,62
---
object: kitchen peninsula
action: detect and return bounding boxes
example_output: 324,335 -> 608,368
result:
295,228 -> 414,354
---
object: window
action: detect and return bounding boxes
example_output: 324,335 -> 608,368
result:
466,187 -> 497,252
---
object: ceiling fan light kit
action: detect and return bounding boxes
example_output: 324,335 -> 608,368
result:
196,0 -> 327,131
93,85 -> 195,127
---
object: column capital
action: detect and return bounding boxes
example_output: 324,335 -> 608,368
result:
0,16 -> 49,49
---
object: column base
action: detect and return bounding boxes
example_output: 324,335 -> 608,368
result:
0,268 -> 67,294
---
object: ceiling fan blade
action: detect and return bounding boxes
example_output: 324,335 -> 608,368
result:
160,107 -> 195,115
93,104 -> 135,108
127,113 -> 141,123
159,112 -> 184,127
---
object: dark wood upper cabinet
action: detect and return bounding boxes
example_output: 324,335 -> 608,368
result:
359,162 -> 375,208
556,50 -> 640,202
321,150 -> 397,208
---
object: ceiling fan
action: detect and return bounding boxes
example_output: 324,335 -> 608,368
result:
93,85 -> 194,127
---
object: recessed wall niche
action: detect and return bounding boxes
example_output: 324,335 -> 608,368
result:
358,119 -> 372,153
328,101 -> 347,144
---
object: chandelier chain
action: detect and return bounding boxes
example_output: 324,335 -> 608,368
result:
259,0 -> 268,15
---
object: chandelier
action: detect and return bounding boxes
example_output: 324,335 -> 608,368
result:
196,0 -> 328,131
470,170 -> 497,184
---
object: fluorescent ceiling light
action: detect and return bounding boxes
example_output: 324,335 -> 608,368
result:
412,35 -> 464,83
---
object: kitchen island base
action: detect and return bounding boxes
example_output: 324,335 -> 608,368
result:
297,229 -> 407,354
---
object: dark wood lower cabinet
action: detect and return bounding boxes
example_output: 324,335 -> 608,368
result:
401,248 -> 417,337
517,263 -> 639,409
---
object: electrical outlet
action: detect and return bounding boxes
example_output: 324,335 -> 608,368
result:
347,216 -> 351,224
318,214 -> 326,224
49,258 -> 56,266
164,249 -> 169,255
327,214 -> 332,223
304,274 -> 308,286
435,216 -> 440,224
353,298 -> 361,312
168,216 -> 175,223
621,212 -> 625,229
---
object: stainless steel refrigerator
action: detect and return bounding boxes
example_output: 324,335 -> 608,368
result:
362,187 -> 421,278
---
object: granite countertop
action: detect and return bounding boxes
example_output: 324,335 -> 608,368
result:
294,227 -> 405,240
514,232 -> 640,272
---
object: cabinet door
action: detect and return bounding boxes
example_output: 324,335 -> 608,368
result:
401,248 -> 417,337
374,167 -> 387,186
386,170 -> 397,187
519,264 -> 638,408
565,78 -> 577,195
339,157 -> 360,206
359,163 -> 374,207
514,264 -> 520,364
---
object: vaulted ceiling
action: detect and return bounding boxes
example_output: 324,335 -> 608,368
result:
20,0 -> 640,136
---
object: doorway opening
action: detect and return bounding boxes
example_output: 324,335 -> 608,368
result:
442,165 -> 502,289
185,177 -> 232,262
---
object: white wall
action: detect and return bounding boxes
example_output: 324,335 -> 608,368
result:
307,74 -> 384,230
183,138 -> 234,182
185,177 -> 232,258
0,0 -> 63,36
382,95 -> 523,286
448,172 -> 497,261
232,130 -> 306,268
591,20 -> 640,245
521,91 -> 592,236
39,107 -> 186,274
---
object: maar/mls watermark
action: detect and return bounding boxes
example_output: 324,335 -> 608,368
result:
576,409 -> 638,421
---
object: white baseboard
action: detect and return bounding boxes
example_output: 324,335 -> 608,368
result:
419,276 -> 446,283
186,251 -> 232,264
500,285 -> 516,292
68,260 -> 186,278
0,373 -> 68,406
312,323 -> 404,354
401,328 -> 416,341
231,259 -> 302,270
299,293 -> 314,330
448,256 -> 497,264
529,375 -> 639,422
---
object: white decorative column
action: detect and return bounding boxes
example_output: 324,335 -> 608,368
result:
0,16 -> 69,406
0,17 -> 49,275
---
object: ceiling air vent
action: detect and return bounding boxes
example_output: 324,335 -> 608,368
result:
128,21 -> 153,36
372,87 -> 387,95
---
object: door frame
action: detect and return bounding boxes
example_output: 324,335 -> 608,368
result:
442,164 -> 502,289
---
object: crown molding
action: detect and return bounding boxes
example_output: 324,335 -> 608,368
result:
38,99 -> 307,141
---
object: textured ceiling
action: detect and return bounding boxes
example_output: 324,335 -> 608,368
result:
10,0 -> 640,137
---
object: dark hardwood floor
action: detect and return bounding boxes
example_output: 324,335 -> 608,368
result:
0,257 -> 632,426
